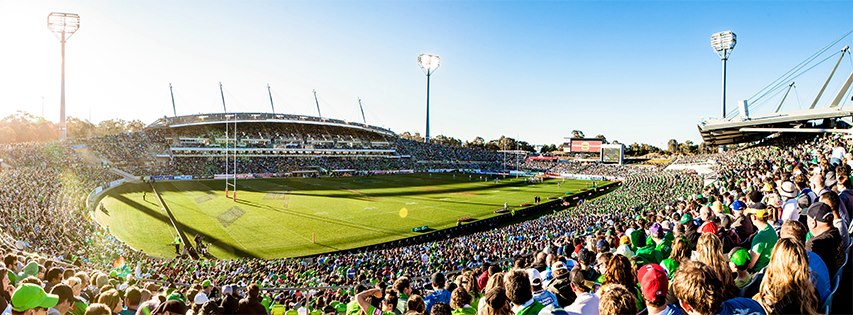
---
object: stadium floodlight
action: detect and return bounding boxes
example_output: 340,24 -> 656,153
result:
418,53 -> 440,144
48,12 -> 80,141
711,31 -> 736,119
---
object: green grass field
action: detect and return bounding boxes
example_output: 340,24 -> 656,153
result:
95,173 -> 596,259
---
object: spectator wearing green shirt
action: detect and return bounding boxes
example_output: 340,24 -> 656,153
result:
393,277 -> 412,315
449,288 -> 475,315
746,203 -> 777,271
356,288 -> 394,315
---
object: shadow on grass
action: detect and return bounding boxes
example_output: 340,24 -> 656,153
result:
110,194 -> 259,258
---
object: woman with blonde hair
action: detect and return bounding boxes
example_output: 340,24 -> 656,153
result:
598,255 -> 643,310
85,303 -> 113,315
694,233 -> 738,299
754,238 -> 820,315
478,288 -> 511,315
476,273 -> 503,314
659,237 -> 689,278
458,271 -> 481,309
97,289 -> 124,314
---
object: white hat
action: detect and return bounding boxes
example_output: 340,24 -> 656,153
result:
194,292 -> 209,305
222,285 -> 234,295
526,269 -> 542,285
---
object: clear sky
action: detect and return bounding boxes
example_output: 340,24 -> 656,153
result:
1,1 -> 852,147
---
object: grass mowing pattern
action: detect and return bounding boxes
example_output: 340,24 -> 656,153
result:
96,173 -> 595,259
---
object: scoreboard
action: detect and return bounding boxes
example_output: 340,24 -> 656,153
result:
600,144 -> 624,164
568,139 -> 603,153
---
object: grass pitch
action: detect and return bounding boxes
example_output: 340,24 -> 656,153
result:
96,173 -> 596,259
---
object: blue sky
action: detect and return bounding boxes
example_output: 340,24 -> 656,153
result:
1,1 -> 852,147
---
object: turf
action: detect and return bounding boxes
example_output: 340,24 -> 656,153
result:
95,173 -> 597,259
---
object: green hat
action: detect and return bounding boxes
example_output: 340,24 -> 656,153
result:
659,259 -> 679,279
202,279 -> 212,288
679,213 -> 693,225
11,283 -> 59,312
730,248 -> 750,267
167,292 -> 185,303
7,271 -> 16,285
20,261 -> 39,279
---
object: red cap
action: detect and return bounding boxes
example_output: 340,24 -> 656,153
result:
698,221 -> 718,234
638,264 -> 668,302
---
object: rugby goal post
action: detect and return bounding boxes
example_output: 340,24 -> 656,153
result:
224,114 -> 237,201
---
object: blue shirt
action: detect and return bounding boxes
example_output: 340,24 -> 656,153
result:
716,297 -> 765,315
533,289 -> 560,308
424,289 -> 451,314
807,251 -> 831,305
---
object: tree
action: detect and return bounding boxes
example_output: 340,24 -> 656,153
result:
571,130 -> 585,139
126,120 -> 145,132
667,139 -> 678,154
465,136 -> 486,149
398,131 -> 424,142
594,134 -> 608,144
0,111 -> 58,143
432,135 -> 462,147
67,117 -> 96,139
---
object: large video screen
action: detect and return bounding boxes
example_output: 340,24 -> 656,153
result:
569,139 -> 602,152
601,147 -> 621,163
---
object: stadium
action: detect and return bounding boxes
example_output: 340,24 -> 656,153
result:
2,3 -> 853,315
88,113 -> 617,259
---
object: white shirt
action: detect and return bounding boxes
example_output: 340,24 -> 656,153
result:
780,198 -> 800,222
564,293 -> 599,315
832,147 -> 846,160
511,299 -> 535,315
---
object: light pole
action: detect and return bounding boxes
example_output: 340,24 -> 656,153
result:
711,31 -> 736,119
48,12 -> 80,141
418,53 -> 440,144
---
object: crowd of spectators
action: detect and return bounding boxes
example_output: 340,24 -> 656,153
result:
0,131 -> 851,315
521,160 -> 654,178
83,126 -> 508,178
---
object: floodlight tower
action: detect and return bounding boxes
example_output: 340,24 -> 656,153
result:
48,12 -> 80,141
711,31 -> 736,119
418,53 -> 440,144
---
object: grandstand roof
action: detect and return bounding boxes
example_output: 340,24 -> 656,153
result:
698,107 -> 853,145
147,112 -> 396,137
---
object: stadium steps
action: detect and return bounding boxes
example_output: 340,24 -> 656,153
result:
71,146 -> 140,181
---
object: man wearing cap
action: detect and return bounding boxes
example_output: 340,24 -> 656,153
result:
679,214 -> 700,250
746,203 -> 777,271
778,181 -> 800,223
647,223 -> 673,258
727,249 -> 752,289
11,284 -> 59,315
527,269 -> 558,308
546,262 -> 575,308
563,269 -> 597,315
637,264 -> 680,315
193,280 -> 212,311
805,202 -> 844,275
729,200 -> 754,242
